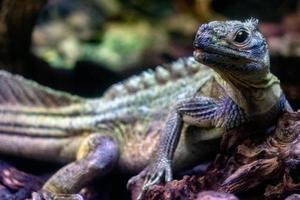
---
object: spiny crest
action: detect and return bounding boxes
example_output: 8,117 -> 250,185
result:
244,18 -> 259,30
103,57 -> 204,99
141,69 -> 156,87
155,66 -> 170,84
125,76 -> 143,93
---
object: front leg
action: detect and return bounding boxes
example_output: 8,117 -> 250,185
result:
139,111 -> 182,189
128,96 -> 225,198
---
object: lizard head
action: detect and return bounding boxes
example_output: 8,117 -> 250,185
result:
193,18 -> 270,85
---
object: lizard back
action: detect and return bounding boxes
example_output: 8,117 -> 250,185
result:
0,58 -> 214,138
0,58 -> 220,165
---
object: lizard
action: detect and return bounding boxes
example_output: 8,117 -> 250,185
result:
0,18 -> 291,199
127,18 -> 293,199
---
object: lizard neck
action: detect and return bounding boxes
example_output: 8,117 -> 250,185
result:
215,70 -> 282,117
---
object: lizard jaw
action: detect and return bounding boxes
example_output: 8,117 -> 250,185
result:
193,45 -> 260,65
193,47 -> 219,65
193,47 -> 227,64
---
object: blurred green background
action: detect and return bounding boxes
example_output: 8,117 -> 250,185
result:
28,0 -> 300,107
33,0 -> 299,70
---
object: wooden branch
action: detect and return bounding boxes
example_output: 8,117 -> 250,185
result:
131,111 -> 300,199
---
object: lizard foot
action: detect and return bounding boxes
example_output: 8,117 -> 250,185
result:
127,159 -> 172,200
31,191 -> 83,200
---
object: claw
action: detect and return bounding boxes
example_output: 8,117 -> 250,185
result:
31,191 -> 53,200
127,159 -> 173,200
52,194 -> 83,200
31,191 -> 83,200
127,175 -> 141,190
32,192 -> 42,200
136,191 -> 144,200
126,176 -> 136,189
146,171 -> 163,188
127,169 -> 147,190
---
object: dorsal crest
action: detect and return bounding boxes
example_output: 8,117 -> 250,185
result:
103,57 -> 206,99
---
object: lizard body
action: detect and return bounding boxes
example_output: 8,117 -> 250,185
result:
0,19 -> 290,199
0,58 -> 220,172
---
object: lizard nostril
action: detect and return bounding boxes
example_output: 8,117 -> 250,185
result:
199,24 -> 208,32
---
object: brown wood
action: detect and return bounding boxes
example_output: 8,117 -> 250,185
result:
132,110 -> 300,200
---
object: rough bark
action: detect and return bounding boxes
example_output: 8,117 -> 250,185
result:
132,111 -> 300,200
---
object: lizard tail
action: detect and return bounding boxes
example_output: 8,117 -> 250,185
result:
0,70 -> 83,109
0,70 -> 90,137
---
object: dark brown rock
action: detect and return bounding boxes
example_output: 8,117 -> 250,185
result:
134,111 -> 300,200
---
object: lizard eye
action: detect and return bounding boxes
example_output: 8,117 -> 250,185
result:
233,28 -> 250,44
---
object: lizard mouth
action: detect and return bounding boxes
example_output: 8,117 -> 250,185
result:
193,44 -> 259,63
193,46 -> 227,62
194,44 -> 239,59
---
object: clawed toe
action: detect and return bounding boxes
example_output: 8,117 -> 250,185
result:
52,194 -> 83,200
127,170 -> 147,190
128,160 -> 173,200
31,191 -> 83,200
31,191 -> 52,200
127,176 -> 137,189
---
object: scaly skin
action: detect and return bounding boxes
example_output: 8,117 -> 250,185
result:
0,19 -> 290,199
0,57 -> 222,198
129,18 -> 292,199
